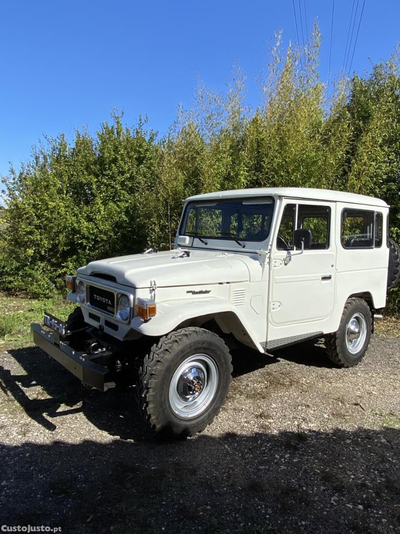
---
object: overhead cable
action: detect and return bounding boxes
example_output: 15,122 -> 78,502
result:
343,0 -> 357,73
348,0 -> 367,75
344,0 -> 360,75
328,0 -> 335,90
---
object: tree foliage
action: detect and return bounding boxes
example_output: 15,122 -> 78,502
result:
1,31 -> 399,310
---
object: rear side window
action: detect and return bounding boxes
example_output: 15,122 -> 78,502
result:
341,209 -> 376,248
375,212 -> 383,248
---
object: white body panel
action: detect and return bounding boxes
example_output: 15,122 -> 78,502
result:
268,199 -> 337,342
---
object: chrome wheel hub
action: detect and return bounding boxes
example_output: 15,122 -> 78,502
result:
169,354 -> 219,419
346,312 -> 367,354
177,366 -> 205,402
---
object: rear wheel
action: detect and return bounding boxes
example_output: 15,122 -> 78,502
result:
136,327 -> 232,438
326,298 -> 372,368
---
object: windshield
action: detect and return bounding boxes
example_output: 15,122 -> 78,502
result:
180,197 -> 275,243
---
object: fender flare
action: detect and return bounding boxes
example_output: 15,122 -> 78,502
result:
130,297 -> 264,352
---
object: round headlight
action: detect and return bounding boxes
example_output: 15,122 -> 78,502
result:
76,281 -> 86,303
117,294 -> 130,322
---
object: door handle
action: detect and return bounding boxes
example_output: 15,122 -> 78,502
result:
321,275 -> 332,281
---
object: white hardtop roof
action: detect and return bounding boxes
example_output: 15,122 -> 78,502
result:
185,187 -> 388,208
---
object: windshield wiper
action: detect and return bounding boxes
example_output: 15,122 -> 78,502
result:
196,236 -> 208,245
233,239 -> 245,248
220,232 -> 246,248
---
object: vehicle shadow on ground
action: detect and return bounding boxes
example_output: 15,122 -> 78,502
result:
2,341 -> 334,441
0,427 -> 399,534
273,339 -> 337,368
0,346 -> 146,440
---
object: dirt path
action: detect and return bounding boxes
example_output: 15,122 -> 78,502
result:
1,338 -> 399,533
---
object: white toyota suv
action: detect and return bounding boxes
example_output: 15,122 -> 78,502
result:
32,188 -> 400,437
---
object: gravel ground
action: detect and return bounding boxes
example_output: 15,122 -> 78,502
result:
0,337 -> 399,533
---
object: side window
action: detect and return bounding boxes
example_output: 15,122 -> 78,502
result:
342,209 -> 374,248
277,204 -> 295,250
277,204 -> 331,250
298,205 -> 331,249
375,212 -> 383,248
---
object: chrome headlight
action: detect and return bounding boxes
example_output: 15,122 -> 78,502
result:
116,294 -> 131,322
76,280 -> 86,304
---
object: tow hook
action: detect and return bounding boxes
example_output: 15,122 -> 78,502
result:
88,342 -> 101,354
88,342 -> 109,355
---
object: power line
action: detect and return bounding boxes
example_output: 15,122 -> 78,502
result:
344,0 -> 360,75
292,0 -> 301,47
291,0 -> 303,67
328,0 -> 335,90
348,0 -> 366,75
297,0 -> 306,49
342,0 -> 356,74
303,0 -> 309,39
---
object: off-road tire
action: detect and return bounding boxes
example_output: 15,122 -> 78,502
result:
325,298 -> 372,368
136,327 -> 232,438
388,239 -> 400,291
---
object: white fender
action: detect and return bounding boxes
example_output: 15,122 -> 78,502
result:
130,297 -> 264,352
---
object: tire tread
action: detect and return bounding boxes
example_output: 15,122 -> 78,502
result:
388,239 -> 400,290
326,298 -> 372,368
136,327 -> 232,436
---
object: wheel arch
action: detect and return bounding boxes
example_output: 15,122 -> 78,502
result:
130,299 -> 264,352
346,291 -> 375,311
176,311 -> 259,351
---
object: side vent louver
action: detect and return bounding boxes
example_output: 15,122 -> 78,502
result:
231,288 -> 246,306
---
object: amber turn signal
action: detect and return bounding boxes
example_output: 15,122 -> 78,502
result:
135,298 -> 157,321
65,275 -> 76,291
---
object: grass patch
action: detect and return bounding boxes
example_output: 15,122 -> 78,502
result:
0,314 -> 15,337
0,292 -> 75,350
379,411 -> 400,429
374,315 -> 400,338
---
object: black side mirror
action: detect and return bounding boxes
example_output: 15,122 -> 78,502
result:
294,229 -> 312,250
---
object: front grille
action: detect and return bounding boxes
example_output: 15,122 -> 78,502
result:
88,285 -> 115,315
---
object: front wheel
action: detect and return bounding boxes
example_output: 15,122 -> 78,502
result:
136,327 -> 232,438
325,298 -> 372,368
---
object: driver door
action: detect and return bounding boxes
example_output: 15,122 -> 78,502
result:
268,200 -> 336,340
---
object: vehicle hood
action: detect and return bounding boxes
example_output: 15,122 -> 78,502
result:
78,249 -> 263,288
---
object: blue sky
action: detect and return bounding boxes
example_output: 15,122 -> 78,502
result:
1,0 -> 399,178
